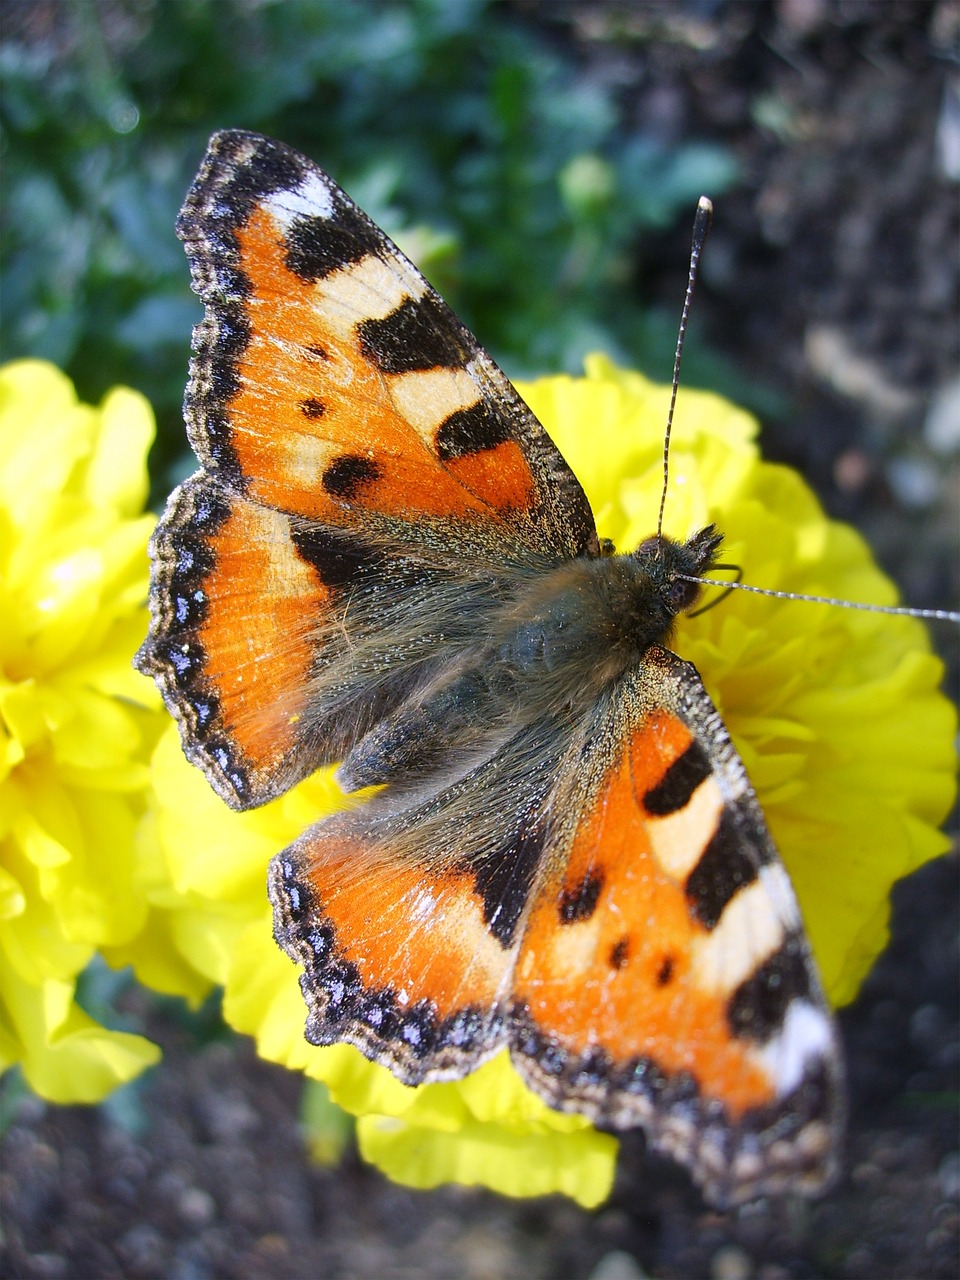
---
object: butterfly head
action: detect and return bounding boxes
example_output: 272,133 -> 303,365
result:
633,524 -> 724,623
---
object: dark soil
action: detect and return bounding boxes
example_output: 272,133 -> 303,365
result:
2,3 -> 958,1278
2,854 -> 957,1280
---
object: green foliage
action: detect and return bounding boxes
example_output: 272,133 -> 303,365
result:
1,0 -> 736,489
299,1079 -> 355,1167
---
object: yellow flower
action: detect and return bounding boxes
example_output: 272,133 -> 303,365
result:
0,361 -> 167,1100
145,356 -> 956,1205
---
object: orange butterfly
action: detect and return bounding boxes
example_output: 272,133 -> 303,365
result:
137,131 -> 843,1207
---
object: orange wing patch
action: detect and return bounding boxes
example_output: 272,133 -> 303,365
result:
192,184 -> 538,528
138,481 -> 334,805
234,205 -> 516,521
443,439 -> 535,513
191,491 -> 326,782
271,825 -> 512,1083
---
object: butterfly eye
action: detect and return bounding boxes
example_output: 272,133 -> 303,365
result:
667,579 -> 698,614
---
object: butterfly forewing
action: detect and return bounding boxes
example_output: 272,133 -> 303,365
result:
176,130 -> 597,553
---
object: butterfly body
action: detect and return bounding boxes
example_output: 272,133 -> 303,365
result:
338,528 -> 720,792
137,131 -> 844,1206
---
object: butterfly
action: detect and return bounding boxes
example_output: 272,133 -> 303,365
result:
136,130 -> 844,1207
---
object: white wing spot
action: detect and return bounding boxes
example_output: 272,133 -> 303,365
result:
758,861 -> 802,929
390,367 -> 481,443
754,999 -> 836,1095
264,171 -> 335,230
309,254 -> 426,341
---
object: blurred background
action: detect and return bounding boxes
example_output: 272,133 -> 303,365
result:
1,2 -> 957,1278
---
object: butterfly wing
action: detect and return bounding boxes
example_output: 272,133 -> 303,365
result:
137,130 -> 598,807
269,713 -> 569,1081
509,645 -> 843,1205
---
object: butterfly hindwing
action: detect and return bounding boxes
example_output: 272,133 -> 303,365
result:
270,830 -> 512,1081
510,647 -> 842,1204
140,475 -> 557,807
269,713 -> 569,1080
137,478 -> 332,803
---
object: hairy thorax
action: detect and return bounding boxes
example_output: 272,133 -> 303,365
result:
488,554 -> 675,713
336,533 -> 717,794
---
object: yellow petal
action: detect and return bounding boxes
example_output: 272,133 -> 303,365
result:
1,960 -> 160,1103
83,386 -> 154,516
0,362 -> 92,534
357,1108 -> 616,1209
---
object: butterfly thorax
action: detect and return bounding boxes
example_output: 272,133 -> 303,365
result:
496,523 -> 721,685
337,527 -> 722,793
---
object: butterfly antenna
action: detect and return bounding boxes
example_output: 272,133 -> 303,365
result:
661,210 -> 958,627
657,196 -> 714,551
678,574 -> 960,623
